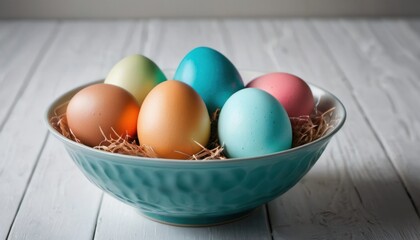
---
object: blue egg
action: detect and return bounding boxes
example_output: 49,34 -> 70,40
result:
218,88 -> 292,158
174,47 -> 244,113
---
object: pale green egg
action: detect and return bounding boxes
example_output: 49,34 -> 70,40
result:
105,54 -> 166,105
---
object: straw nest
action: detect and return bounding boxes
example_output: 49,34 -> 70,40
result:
50,102 -> 337,160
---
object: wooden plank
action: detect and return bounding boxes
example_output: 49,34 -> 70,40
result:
0,21 -> 56,239
220,20 -> 277,73
315,19 -> 420,212
95,196 -> 271,240
0,21 -> 56,130
8,137 -> 103,240
141,19 -> 226,70
353,20 -> 420,212
4,21 -> 133,240
93,19 -> 272,240
219,19 -> 420,239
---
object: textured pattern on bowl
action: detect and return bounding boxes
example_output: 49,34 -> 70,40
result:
46,71 -> 346,226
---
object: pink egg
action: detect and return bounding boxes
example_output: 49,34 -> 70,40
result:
246,72 -> 314,117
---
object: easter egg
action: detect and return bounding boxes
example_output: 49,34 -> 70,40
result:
247,72 -> 314,117
218,88 -> 292,158
105,54 -> 166,105
66,84 -> 140,147
174,46 -> 244,114
137,80 -> 211,159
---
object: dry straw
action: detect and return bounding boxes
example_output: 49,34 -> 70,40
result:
50,101 -> 80,143
94,128 -> 158,158
50,103 -> 336,160
290,107 -> 336,147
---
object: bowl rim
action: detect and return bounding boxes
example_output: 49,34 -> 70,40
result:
45,71 -> 346,164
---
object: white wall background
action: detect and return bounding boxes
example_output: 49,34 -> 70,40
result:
1,0 -> 420,18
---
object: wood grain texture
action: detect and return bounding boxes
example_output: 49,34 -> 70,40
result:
221,19 -> 420,239
0,21 -> 56,130
3,21 -> 134,240
349,20 -> 420,213
220,20 -> 277,74
93,19 -> 272,240
95,196 -> 271,240
274,19 -> 420,239
142,19 -> 226,68
314,19 -> 420,213
0,22 -> 57,239
7,137 -> 103,240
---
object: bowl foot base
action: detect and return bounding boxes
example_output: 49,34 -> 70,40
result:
138,209 -> 255,227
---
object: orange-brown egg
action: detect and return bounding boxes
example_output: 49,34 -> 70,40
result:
66,83 -> 140,147
137,80 -> 211,159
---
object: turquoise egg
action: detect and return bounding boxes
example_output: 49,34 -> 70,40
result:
174,47 -> 244,113
218,88 -> 292,158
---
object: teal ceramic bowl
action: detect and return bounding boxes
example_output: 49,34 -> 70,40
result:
45,71 -> 346,226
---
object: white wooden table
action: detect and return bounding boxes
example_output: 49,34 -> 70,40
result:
1,19 -> 420,240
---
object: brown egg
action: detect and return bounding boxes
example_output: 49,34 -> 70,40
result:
137,80 -> 211,159
66,83 -> 140,147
